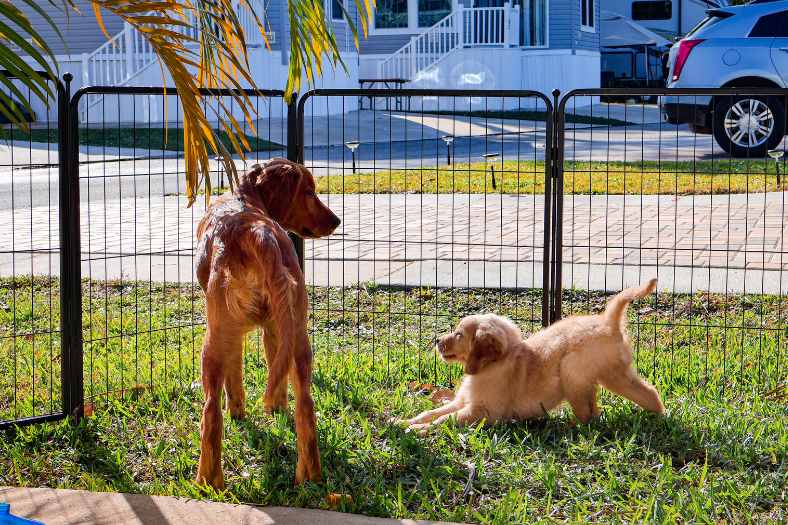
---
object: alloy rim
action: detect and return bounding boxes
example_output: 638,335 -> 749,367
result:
723,99 -> 774,148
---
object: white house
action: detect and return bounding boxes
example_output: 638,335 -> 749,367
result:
13,0 -> 603,120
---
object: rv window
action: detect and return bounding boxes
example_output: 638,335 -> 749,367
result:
749,10 -> 788,37
632,1 -> 672,21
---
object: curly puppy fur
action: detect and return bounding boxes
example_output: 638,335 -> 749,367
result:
194,158 -> 340,489
405,279 -> 665,432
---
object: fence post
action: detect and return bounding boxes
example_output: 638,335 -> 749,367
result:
59,74 -> 84,421
550,89 -> 564,324
287,95 -> 305,270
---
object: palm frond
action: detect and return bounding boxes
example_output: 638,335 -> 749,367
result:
0,0 -> 374,203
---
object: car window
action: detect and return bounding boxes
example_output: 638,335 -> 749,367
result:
749,10 -> 788,37
685,12 -> 729,38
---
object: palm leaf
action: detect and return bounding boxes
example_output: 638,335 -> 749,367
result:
0,0 -> 374,202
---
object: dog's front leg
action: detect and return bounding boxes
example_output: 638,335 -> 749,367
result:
224,340 -> 246,420
402,398 -> 464,426
196,328 -> 227,490
409,405 -> 486,434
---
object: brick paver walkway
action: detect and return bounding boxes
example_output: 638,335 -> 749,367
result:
1,192 -> 786,293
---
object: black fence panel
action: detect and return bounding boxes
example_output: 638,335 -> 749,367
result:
297,89 -> 553,386
6,83 -> 785,431
555,88 -> 787,397
66,86 -> 291,412
0,73 -> 71,429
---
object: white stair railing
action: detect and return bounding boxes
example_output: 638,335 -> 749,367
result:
80,1 -> 267,118
378,3 -> 520,81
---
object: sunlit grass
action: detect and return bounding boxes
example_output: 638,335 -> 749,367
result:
314,160 -> 788,195
0,278 -> 785,523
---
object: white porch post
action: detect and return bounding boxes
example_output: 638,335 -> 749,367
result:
503,2 -> 510,46
456,4 -> 464,46
410,36 -> 418,79
124,22 -> 134,79
81,53 -> 89,86
510,4 -> 520,47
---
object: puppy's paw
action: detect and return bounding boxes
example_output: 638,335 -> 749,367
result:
406,423 -> 432,435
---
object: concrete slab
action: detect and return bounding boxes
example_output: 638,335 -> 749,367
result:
0,487 -> 467,525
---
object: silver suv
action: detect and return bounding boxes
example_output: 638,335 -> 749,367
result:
664,0 -> 788,156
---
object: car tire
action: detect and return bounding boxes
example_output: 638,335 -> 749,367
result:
688,123 -> 711,135
713,96 -> 785,157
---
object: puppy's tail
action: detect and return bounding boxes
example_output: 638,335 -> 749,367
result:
603,279 -> 657,330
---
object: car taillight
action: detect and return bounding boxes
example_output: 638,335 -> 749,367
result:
672,39 -> 705,82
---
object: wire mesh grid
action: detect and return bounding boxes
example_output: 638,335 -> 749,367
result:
0,74 -> 65,427
72,87 -> 290,409
556,89 -> 787,397
298,90 -> 552,387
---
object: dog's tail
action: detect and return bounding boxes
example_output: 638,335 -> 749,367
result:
604,279 -> 657,329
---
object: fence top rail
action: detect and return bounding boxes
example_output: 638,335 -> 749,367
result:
299,87 -> 553,110
69,85 -> 287,107
0,70 -> 68,98
559,87 -> 788,112
299,88 -> 553,122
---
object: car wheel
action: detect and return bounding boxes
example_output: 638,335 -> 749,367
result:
713,96 -> 785,157
688,123 -> 711,135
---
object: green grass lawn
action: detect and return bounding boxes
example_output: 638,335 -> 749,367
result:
1,278 -> 786,523
315,160 -> 788,195
0,127 -> 284,153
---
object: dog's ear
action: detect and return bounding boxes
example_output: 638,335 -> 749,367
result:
248,159 -> 304,221
465,320 -> 504,375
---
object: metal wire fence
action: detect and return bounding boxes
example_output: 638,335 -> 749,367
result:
0,73 -> 67,428
555,88 -> 787,397
297,89 -> 552,387
1,83 -> 786,430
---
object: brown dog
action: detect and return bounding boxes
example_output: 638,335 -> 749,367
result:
194,158 -> 340,489
403,279 -> 664,432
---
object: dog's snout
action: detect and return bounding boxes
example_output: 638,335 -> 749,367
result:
330,214 -> 341,229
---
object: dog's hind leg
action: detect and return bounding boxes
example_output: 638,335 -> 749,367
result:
262,321 -> 288,412
291,329 -> 322,484
196,325 -> 232,490
601,368 -> 665,415
224,338 -> 246,420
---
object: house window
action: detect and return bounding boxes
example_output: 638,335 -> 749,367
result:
375,0 -> 409,28
632,1 -> 671,21
581,0 -> 595,30
418,0 -> 451,27
330,0 -> 345,21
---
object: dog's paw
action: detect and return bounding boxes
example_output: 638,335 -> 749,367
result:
295,460 -> 322,485
406,423 -> 432,435
194,472 -> 225,492
388,417 -> 410,427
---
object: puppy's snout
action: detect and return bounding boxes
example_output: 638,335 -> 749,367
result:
329,213 -> 341,229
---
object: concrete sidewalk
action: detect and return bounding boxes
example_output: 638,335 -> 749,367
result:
0,487 -> 466,525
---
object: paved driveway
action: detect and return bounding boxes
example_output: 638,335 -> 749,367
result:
1,192 -> 785,294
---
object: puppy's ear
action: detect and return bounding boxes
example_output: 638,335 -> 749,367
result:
252,159 -> 303,221
465,320 -> 504,375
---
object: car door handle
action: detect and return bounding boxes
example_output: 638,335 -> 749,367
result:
780,47 -> 788,52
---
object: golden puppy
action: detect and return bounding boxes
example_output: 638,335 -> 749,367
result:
404,279 -> 664,432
